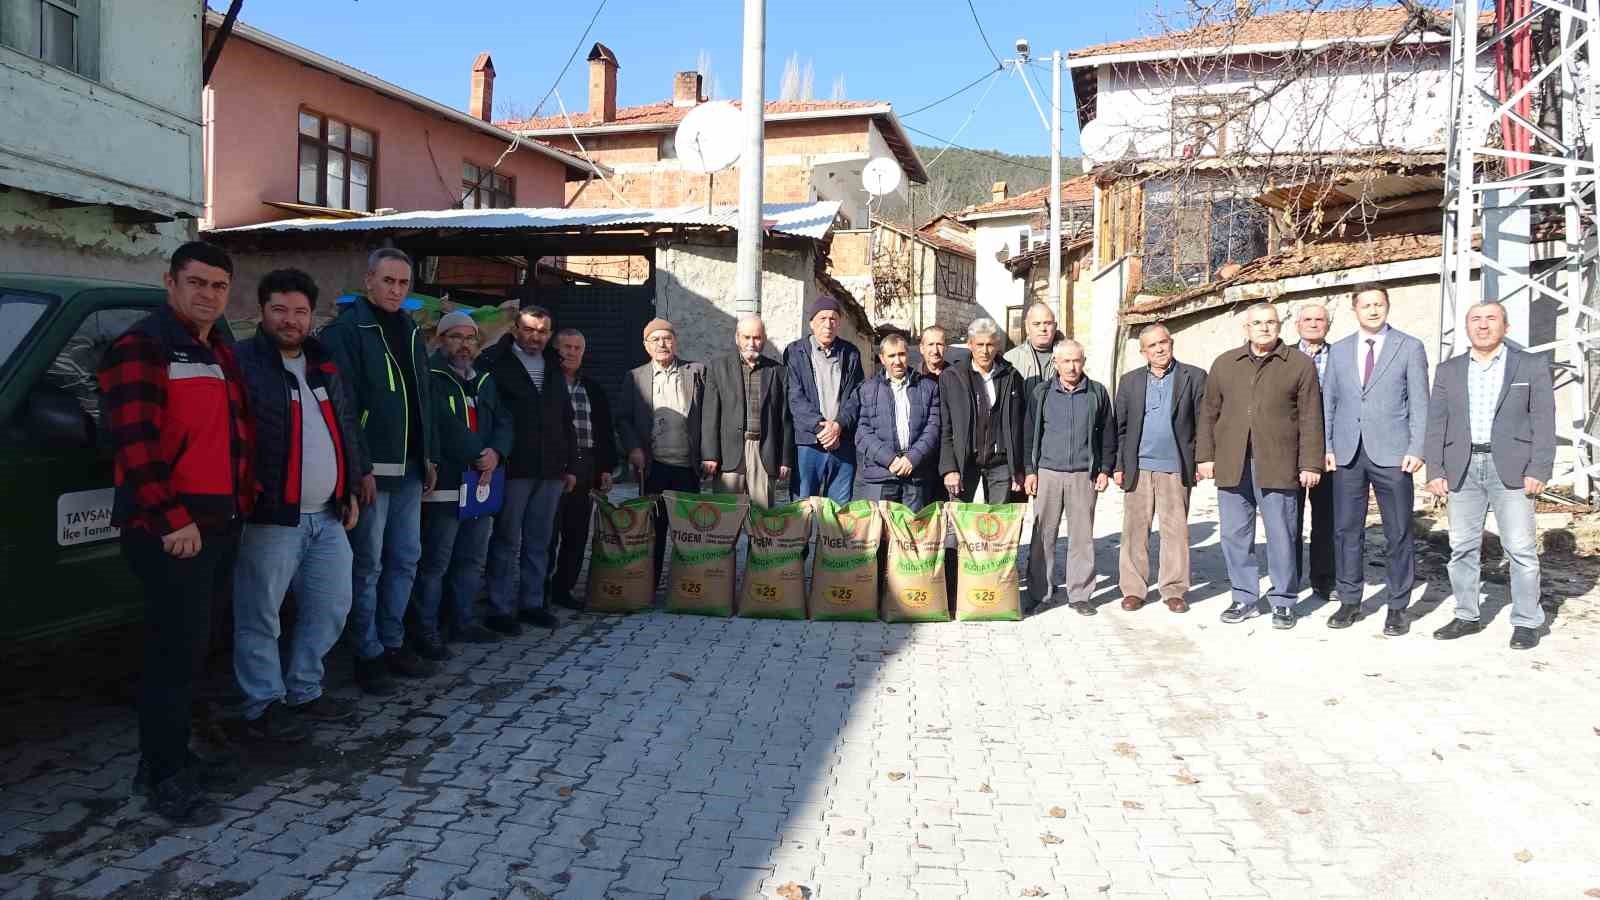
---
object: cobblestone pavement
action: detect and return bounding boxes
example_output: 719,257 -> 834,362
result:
2,486 -> 1599,900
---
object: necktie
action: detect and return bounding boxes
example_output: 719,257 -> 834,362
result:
1362,338 -> 1376,387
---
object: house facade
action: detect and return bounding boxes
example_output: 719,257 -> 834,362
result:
954,177 -> 1095,336
0,0 -> 205,281
201,13 -> 597,317
828,217 -> 980,338
501,44 -> 928,232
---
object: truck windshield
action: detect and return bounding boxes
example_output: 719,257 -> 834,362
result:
0,292 -> 56,376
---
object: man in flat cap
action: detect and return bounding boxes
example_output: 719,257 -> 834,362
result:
619,317 -> 705,585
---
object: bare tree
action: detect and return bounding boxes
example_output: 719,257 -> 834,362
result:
831,74 -> 847,101
696,49 -> 721,99
780,53 -> 802,101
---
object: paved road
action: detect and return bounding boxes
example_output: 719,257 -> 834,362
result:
2,486 -> 1598,899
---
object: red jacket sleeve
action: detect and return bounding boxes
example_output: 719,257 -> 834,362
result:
98,332 -> 193,535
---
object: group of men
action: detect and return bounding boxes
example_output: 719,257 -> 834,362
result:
102,241 -> 1555,828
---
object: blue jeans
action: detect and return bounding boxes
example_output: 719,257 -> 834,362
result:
233,509 -> 354,720
415,502 -> 493,640
1217,456 -> 1300,609
857,479 -> 928,511
486,477 -> 564,615
796,444 -> 855,504
1447,452 -> 1544,628
347,472 -> 424,660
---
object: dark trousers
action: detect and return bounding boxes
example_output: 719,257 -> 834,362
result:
858,478 -> 928,511
959,459 -> 1022,504
1296,471 -> 1335,594
549,451 -> 598,601
122,528 -> 237,784
646,461 -> 701,583
1332,442 -> 1415,608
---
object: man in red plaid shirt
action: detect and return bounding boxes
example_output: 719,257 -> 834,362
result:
98,242 -> 255,826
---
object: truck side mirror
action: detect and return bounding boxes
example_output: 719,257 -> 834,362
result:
25,387 -> 94,451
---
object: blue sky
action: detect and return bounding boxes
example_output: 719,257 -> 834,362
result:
227,1 -> 1156,160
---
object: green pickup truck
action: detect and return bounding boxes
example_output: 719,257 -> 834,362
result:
0,274 -> 231,643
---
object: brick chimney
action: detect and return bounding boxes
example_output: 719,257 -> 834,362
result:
673,71 -> 704,108
588,42 -> 619,123
469,52 -> 495,121
991,181 -> 1008,202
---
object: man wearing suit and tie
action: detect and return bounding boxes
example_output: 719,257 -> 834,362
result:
1113,324 -> 1207,614
1425,301 -> 1556,650
1320,285 -> 1430,636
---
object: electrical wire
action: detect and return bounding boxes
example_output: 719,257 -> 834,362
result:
901,123 -> 1053,173
901,66 -> 1004,119
923,67 -> 1006,170
553,88 -> 631,205
964,0 -> 1005,67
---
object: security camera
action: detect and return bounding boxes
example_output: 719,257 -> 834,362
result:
1015,38 -> 1030,60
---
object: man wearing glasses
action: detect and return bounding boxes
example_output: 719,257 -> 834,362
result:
1197,303 -> 1326,630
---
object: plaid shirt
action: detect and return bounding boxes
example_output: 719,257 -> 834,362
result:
569,379 -> 594,450
98,306 -> 255,535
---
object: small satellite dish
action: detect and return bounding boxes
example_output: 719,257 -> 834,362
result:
862,157 -> 903,197
1078,118 -> 1121,168
674,101 -> 743,174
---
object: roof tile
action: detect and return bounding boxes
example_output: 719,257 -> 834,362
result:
499,99 -> 883,131
1070,4 -> 1471,60
959,176 -> 1096,217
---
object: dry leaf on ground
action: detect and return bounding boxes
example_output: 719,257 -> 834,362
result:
1515,849 -> 1533,863
1039,833 -> 1064,845
1021,888 -> 1049,898
1112,742 -> 1137,757
887,771 -> 907,781
1581,889 -> 1600,897
1048,806 -> 1067,818
775,883 -> 811,900
1122,800 -> 1144,810
556,786 -> 574,798
1175,770 -> 1200,785
979,783 -> 993,793
668,672 -> 692,682
1293,808 -> 1312,815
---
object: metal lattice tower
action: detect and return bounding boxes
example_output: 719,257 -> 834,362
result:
1440,0 -> 1600,497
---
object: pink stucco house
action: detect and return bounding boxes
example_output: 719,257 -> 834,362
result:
200,12 -> 594,232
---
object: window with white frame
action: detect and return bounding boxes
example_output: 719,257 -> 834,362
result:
297,109 -> 375,212
1170,93 -> 1248,158
1,0 -> 100,78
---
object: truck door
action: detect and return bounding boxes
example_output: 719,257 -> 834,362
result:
0,290 -> 159,642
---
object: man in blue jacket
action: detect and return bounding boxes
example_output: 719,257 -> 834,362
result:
414,311 -> 513,657
784,296 -> 864,503
855,333 -> 940,510
318,248 -> 438,694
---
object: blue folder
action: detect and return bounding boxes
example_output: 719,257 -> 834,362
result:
458,467 -> 506,520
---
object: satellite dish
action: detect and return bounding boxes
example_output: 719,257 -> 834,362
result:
674,101 -> 743,174
862,157 -> 903,197
1078,118 -> 1122,168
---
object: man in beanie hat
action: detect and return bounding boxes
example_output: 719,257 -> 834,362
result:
413,310 -> 513,656
619,317 -> 705,585
783,295 -> 864,503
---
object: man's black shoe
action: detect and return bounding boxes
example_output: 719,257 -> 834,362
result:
354,655 -> 396,695
244,701 -> 310,743
1271,607 -> 1296,630
1069,600 -> 1097,617
1383,609 -> 1409,637
452,623 -> 503,644
415,636 -> 454,662
1509,626 -> 1540,650
1220,601 -> 1261,624
1432,618 -> 1483,640
133,751 -> 239,798
1327,604 -> 1360,629
518,608 -> 560,629
550,591 -> 585,611
290,695 -> 356,722
147,769 -> 222,827
484,615 -> 523,637
384,647 -> 438,678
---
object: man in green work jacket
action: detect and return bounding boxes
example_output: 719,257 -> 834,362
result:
318,248 -> 439,694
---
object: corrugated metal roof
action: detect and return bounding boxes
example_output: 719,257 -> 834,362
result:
208,201 -> 843,241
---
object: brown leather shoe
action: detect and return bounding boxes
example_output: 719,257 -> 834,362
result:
1120,595 -> 1145,611
1164,596 -> 1190,613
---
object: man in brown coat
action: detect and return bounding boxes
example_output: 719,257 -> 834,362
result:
1197,302 -> 1325,630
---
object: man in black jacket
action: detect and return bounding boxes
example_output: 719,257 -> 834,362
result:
547,328 -> 619,610
232,269 -> 365,742
479,306 -> 576,633
1112,324 -> 1206,614
701,315 -> 794,508
939,318 -> 1025,503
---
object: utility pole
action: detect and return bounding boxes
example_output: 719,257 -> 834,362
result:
1048,50 -> 1062,313
734,0 -> 766,316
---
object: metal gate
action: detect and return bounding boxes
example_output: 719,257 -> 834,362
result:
540,281 -> 656,410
